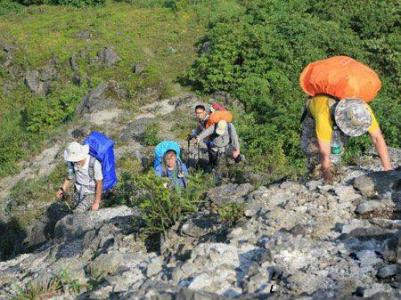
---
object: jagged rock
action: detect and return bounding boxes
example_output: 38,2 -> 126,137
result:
24,70 -> 50,96
75,30 -> 93,40
367,291 -> 401,300
92,252 -> 138,276
244,186 -> 269,217
69,55 -> 78,71
353,175 -> 376,197
76,81 -> 122,114
377,264 -> 401,279
357,283 -> 395,298
40,58 -> 58,81
334,185 -> 361,202
355,200 -> 386,214
23,202 -> 70,249
0,40 -> 16,53
200,41 -> 211,54
354,171 -> 401,198
97,47 -> 119,67
146,256 -> 163,277
72,73 -> 81,86
0,40 -> 16,68
120,117 -> 155,142
54,206 -> 138,241
355,250 -> 382,269
181,214 -> 220,238
132,62 -> 145,74
207,183 -> 254,207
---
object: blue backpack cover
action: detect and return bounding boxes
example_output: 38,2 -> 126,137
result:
154,141 -> 181,168
84,131 -> 117,191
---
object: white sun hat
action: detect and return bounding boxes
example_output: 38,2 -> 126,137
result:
63,142 -> 89,162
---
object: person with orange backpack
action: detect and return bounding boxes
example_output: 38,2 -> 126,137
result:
300,56 -> 392,183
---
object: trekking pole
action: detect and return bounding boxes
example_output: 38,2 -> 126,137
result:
187,138 -> 191,167
196,142 -> 200,169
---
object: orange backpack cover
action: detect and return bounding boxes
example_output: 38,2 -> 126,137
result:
299,56 -> 381,102
206,110 -> 233,128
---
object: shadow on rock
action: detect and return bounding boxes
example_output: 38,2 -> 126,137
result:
0,217 -> 26,261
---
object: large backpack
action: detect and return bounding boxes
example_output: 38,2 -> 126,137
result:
154,141 -> 187,187
206,110 -> 233,129
299,56 -> 381,102
154,141 -> 181,169
83,131 -> 117,191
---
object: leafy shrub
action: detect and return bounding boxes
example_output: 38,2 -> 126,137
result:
114,170 -> 212,235
15,0 -> 105,6
0,113 -> 28,177
46,0 -> 105,7
22,85 -> 84,134
217,202 -> 244,225
187,0 -> 401,178
142,123 -> 161,146
0,0 -> 24,15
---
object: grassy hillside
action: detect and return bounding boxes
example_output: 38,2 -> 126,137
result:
0,0 -> 209,177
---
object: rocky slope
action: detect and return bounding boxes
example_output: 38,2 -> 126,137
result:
1,150 -> 401,299
1,79 -> 401,298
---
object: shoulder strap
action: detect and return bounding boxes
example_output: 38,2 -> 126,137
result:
88,156 -> 96,181
67,161 -> 75,180
227,123 -> 232,145
176,159 -> 187,188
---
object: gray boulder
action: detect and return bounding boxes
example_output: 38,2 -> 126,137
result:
132,62 -> 145,74
207,183 -> 254,207
377,264 -> 401,279
355,200 -> 386,215
76,81 -> 122,114
180,214 -> 220,238
24,70 -> 50,96
54,206 -> 138,241
120,117 -> 155,142
97,47 -> 119,67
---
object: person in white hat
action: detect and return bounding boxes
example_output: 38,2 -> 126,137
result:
55,142 -> 103,212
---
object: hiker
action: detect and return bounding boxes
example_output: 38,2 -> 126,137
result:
188,104 -> 209,140
56,142 -> 103,212
154,141 -> 189,188
300,56 -> 392,182
195,119 -> 242,168
187,102 -> 227,140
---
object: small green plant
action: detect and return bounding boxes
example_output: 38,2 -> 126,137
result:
115,170 -> 213,235
142,123 -> 161,146
22,85 -> 85,134
13,269 -> 83,300
86,264 -> 106,290
217,203 -> 244,225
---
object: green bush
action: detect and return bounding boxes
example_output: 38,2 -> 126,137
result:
0,113 -> 29,177
114,170 -> 212,235
14,0 -> 104,7
187,0 -> 401,178
46,0 -> 105,7
217,203 -> 244,225
0,0 -> 24,15
142,123 -> 161,146
22,85 -> 84,134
